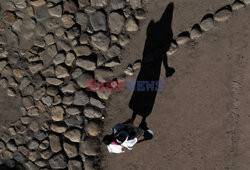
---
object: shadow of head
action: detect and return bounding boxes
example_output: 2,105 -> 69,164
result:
143,2 -> 174,56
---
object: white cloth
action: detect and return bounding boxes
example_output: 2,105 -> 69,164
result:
107,138 -> 138,153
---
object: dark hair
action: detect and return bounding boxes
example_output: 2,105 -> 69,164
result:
103,135 -> 115,145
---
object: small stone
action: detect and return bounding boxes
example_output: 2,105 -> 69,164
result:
53,53 -> 66,65
109,12 -> 125,34
78,0 -> 89,7
73,90 -> 89,106
8,77 -> 18,87
34,131 -> 48,141
124,65 -> 134,76
28,151 -> 39,162
132,60 -> 141,70
61,82 -> 76,94
7,141 -> 17,152
243,0 -> 250,4
86,120 -> 101,136
55,65 -> 70,78
49,153 -> 67,169
91,32 -> 110,51
176,32 -> 190,46
214,8 -> 232,22
3,11 -> 16,25
34,88 -> 46,100
14,0 -> 27,9
232,1 -> 245,11
68,160 -> 82,170
64,129 -> 81,143
0,78 -> 7,88
79,33 -> 89,44
167,42 -> 178,56
44,33 -> 55,45
7,88 -> 16,97
200,15 -> 214,32
64,115 -> 84,128
90,11 -> 107,31
190,24 -> 202,39
47,44 -> 58,58
74,45 -> 92,56
22,97 -> 34,109
49,134 -> 62,153
18,146 -> 29,156
51,122 -> 68,133
12,19 -> 23,32
65,107 -> 80,115
29,0 -> 46,6
28,140 -> 39,150
95,67 -> 114,82
64,0 -> 77,13
76,58 -> 96,71
76,12 -> 88,31
107,45 -> 121,58
51,106 -> 64,121
28,62 -> 43,74
126,18 -> 138,32
57,40 -> 71,52
72,68 -> 83,79
36,23 -> 47,36
135,9 -> 146,20
13,151 -> 27,163
39,140 -> 49,150
130,0 -> 142,9
63,142 -> 78,158
62,95 -> 74,105
104,57 -> 121,67
46,78 -> 63,86
76,72 -> 94,89
42,96 -> 53,106
61,14 -> 75,28
41,66 -> 55,77
90,97 -> 105,109
40,149 -> 53,160
27,6 -> 34,16
79,137 -> 100,156
90,0 -> 108,7
84,107 -> 102,119
35,160 -> 47,167
65,52 -> 75,66
110,0 -> 125,9
27,107 -> 39,116
29,120 -> 39,132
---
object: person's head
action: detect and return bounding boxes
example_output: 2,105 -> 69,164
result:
115,130 -> 129,144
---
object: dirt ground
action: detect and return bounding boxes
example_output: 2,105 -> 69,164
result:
101,1 -> 250,170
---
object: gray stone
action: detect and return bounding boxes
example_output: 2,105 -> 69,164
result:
51,106 -> 64,121
76,58 -> 96,71
34,131 -> 48,141
84,106 -> 102,119
66,26 -> 80,39
63,141 -> 78,158
42,96 -> 53,106
55,65 -> 70,78
130,0 -> 142,9
74,45 -> 92,56
57,40 -> 71,52
12,19 -> 23,32
72,68 -> 83,79
126,18 -> 138,32
79,33 -> 89,44
214,8 -> 232,22
95,67 -> 114,82
66,107 -> 80,115
243,0 -> 250,4
46,78 -> 63,86
64,115 -> 84,128
68,160 -> 83,170
40,149 -> 53,160
49,134 -> 62,153
232,1 -> 245,11
76,12 -> 88,31
135,9 -> 146,20
176,32 -> 190,46
62,81 -> 76,94
53,53 -> 66,65
96,89 -> 112,100
76,72 -> 94,88
63,0 -> 77,13
109,12 -> 125,34
49,153 -> 67,169
86,120 -> 101,136
104,57 -> 121,67
65,52 -> 75,66
110,0 -> 125,9
24,161 -> 38,170
90,11 -> 106,31
91,32 -> 110,51
44,33 -> 55,45
79,137 -> 100,156
22,97 -> 34,109
200,15 -> 214,32
78,0 -> 89,7
90,0 -> 108,7
61,14 -> 75,28
50,123 -> 67,133
29,120 -> 39,132
36,23 -> 47,36
190,24 -> 202,39
47,86 -> 59,96
14,0 -> 27,9
107,45 -> 121,58
39,140 -> 49,150
64,129 -> 81,143
73,90 -> 89,106
13,151 -> 26,163
7,141 -> 17,152
47,44 -> 58,58
28,140 -> 39,150
48,4 -> 62,17
90,97 -> 105,109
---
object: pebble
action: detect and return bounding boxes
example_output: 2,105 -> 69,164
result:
84,106 -> 102,119
104,57 -> 121,67
65,107 -> 80,115
79,33 -> 89,44
167,42 -> 178,56
13,0 -> 27,9
176,32 -> 190,46
68,160 -> 83,170
76,12 -> 88,31
124,65 -> 134,76
97,54 -> 106,66
28,151 -> 39,162
78,0 -> 89,7
90,0 -> 108,7
72,68 -> 83,79
49,153 -> 67,169
18,146 -> 29,156
73,90 -> 89,106
27,107 -> 39,116
14,151 -> 27,163
7,88 -> 16,97
79,137 -> 100,156
29,0 -> 46,6
200,15 -> 214,32
29,120 -> 39,132
55,65 -> 70,78
64,115 -> 84,128
3,11 -> 16,25
91,32 -> 110,51
35,160 -> 47,167
22,97 -> 34,109
40,149 -> 53,160
232,1 -> 245,11
50,122 -> 68,133
107,45 -> 121,58
61,14 -> 75,28
109,12 -> 125,34
95,67 -> 114,82
46,78 -> 63,86
36,23 -> 47,37
57,40 -> 71,52
76,72 -> 94,88
24,161 -> 39,170
74,45 -> 92,56
126,18 -> 139,32
110,0 -> 125,9
130,0 -> 142,9
64,128 -> 81,143
66,26 -> 80,39
49,134 -> 62,153
44,33 -> 55,45
47,44 -> 58,58
63,141 -> 78,158
53,95 -> 62,105
26,6 -> 34,16
76,57 -> 96,71
34,130 -> 48,141
42,96 -> 53,106
47,86 -> 59,96
48,4 -> 62,17
84,157 -> 95,170
6,141 -> 17,152
12,19 -> 23,32
51,106 -> 64,121
90,11 -> 107,31
135,9 -> 146,20
214,8 -> 232,22
39,140 -> 49,150
61,81 -> 76,94
53,53 -> 66,65
63,0 -> 77,13
28,140 -> 39,150
86,120 -> 101,136
243,0 -> 250,4
132,60 -> 142,70
65,52 -> 75,66
190,24 -> 202,39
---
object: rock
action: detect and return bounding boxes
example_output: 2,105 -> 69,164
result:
130,0 -> 142,9
78,0 -> 89,7
73,90 -> 89,106
65,52 -> 75,66
110,0 -> 125,9
51,122 -> 68,133
109,12 -> 125,34
46,78 -> 63,86
6,141 -> 17,152
66,26 -> 80,39
76,12 -> 88,31
64,129 -> 81,143
126,18 -> 139,32
232,1 -> 245,11
86,120 -> 101,136
166,42 -> 178,56
51,106 -> 64,121
90,11 -> 106,31
44,33 -> 55,45
40,149 -> 53,160
29,0 -> 46,6
14,0 -> 27,9
18,146 -> 29,156
7,88 -> 16,97
0,34 -> 7,45
63,142 -> 78,158
7,30 -> 19,47
79,33 -> 89,45
76,72 -> 94,88
47,44 -> 58,58
47,86 -> 59,96
65,107 -> 80,115
28,140 -> 39,150
28,62 -> 43,74
27,107 -> 39,116
243,0 -> 250,4
84,107 -> 102,119
49,153 -> 67,169
34,131 -> 48,141
104,57 -> 121,67
64,115 -> 84,128
90,0 -> 108,7
124,65 -> 134,76
64,0 -> 77,13
84,157 -> 95,170
35,160 -> 47,167
48,4 -> 62,17
57,40 -> 71,52
42,96 -> 53,106
39,140 -> 49,150
176,32 -> 190,46
62,82 -> 76,94
68,160 -> 83,170
63,95 -> 74,105
79,137 -> 100,156
36,23 -> 47,36
74,45 -> 92,56
49,134 -> 62,153
53,53 -> 66,65
91,32 -> 110,51
24,161 -> 38,170
200,15 -> 214,32
132,60 -> 141,70
3,11 -> 16,25
76,58 -> 96,71
90,97 -> 105,109
22,97 -> 34,109
28,151 -> 39,162
55,65 -> 70,78
190,24 -> 202,39
214,8 -> 232,22
29,120 -> 39,132
72,68 -> 83,79
95,67 -> 114,82
107,45 -> 121,58
12,19 -> 23,32
135,9 -> 146,20
13,151 -> 27,163
61,14 -> 75,28
0,60 -> 7,71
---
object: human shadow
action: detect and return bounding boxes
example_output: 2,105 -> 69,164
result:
127,2 -> 175,129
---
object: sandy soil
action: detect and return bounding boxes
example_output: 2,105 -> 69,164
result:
102,1 -> 250,170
